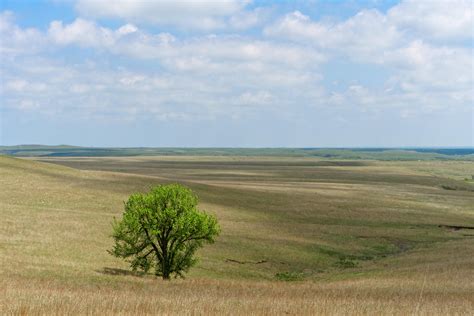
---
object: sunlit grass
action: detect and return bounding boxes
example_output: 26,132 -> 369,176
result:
1,155 -> 473,314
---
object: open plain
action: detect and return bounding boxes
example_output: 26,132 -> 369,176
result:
1,154 -> 474,315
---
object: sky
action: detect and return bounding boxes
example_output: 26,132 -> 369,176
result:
0,0 -> 473,147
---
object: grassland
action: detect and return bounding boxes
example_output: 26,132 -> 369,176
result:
1,145 -> 473,160
1,155 -> 473,314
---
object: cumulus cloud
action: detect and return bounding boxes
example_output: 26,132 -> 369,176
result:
0,11 -> 45,56
264,9 -> 402,62
45,18 -> 325,70
116,23 -> 138,35
48,19 -> 115,47
265,0 -> 473,48
1,0 -> 472,127
1,15 -> 324,122
384,41 -> 473,107
75,0 -> 253,30
263,1 -> 473,112
388,0 -> 473,41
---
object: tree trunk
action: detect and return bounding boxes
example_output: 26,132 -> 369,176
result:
160,238 -> 171,280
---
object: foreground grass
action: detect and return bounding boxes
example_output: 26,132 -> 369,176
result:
3,238 -> 474,315
1,155 -> 473,314
2,264 -> 473,315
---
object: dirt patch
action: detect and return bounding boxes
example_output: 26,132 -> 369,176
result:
225,259 -> 268,265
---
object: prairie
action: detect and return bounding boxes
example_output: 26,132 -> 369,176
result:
1,155 -> 473,315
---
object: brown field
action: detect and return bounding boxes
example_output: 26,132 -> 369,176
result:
1,155 -> 473,315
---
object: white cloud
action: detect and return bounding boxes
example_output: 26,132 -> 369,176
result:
264,9 -> 402,62
229,7 -> 271,30
48,18 -> 116,47
45,18 -> 324,70
1,48 -> 324,122
264,11 -> 325,42
0,13 -> 323,120
238,90 -> 274,106
0,11 -> 45,56
17,99 -> 39,110
388,0 -> 473,41
75,0 -> 252,30
3,79 -> 47,93
264,0 -> 474,56
70,83 -> 90,94
116,23 -> 138,35
264,2 -> 473,113
119,75 -> 146,86
1,1 -> 472,126
384,41 -> 473,107
5,79 -> 28,92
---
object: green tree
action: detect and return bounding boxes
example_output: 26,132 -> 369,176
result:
109,184 -> 220,280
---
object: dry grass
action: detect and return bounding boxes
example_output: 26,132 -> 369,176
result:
1,155 -> 473,315
2,255 -> 473,315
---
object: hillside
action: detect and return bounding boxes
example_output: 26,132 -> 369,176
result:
1,155 -> 473,314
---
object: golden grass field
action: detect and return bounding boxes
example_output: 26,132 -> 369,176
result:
1,155 -> 473,315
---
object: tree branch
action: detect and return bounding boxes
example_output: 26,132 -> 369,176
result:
142,224 -> 162,261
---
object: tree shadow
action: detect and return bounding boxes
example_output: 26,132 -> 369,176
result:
97,267 -> 145,277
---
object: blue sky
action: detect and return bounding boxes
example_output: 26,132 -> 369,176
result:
0,0 -> 472,147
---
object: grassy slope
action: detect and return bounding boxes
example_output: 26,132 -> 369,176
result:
1,155 -> 473,314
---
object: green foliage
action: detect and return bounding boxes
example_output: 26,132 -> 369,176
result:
109,184 -> 220,279
335,257 -> 358,269
275,271 -> 305,281
441,184 -> 457,190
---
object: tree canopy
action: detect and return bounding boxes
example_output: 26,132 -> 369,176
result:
109,184 -> 220,279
